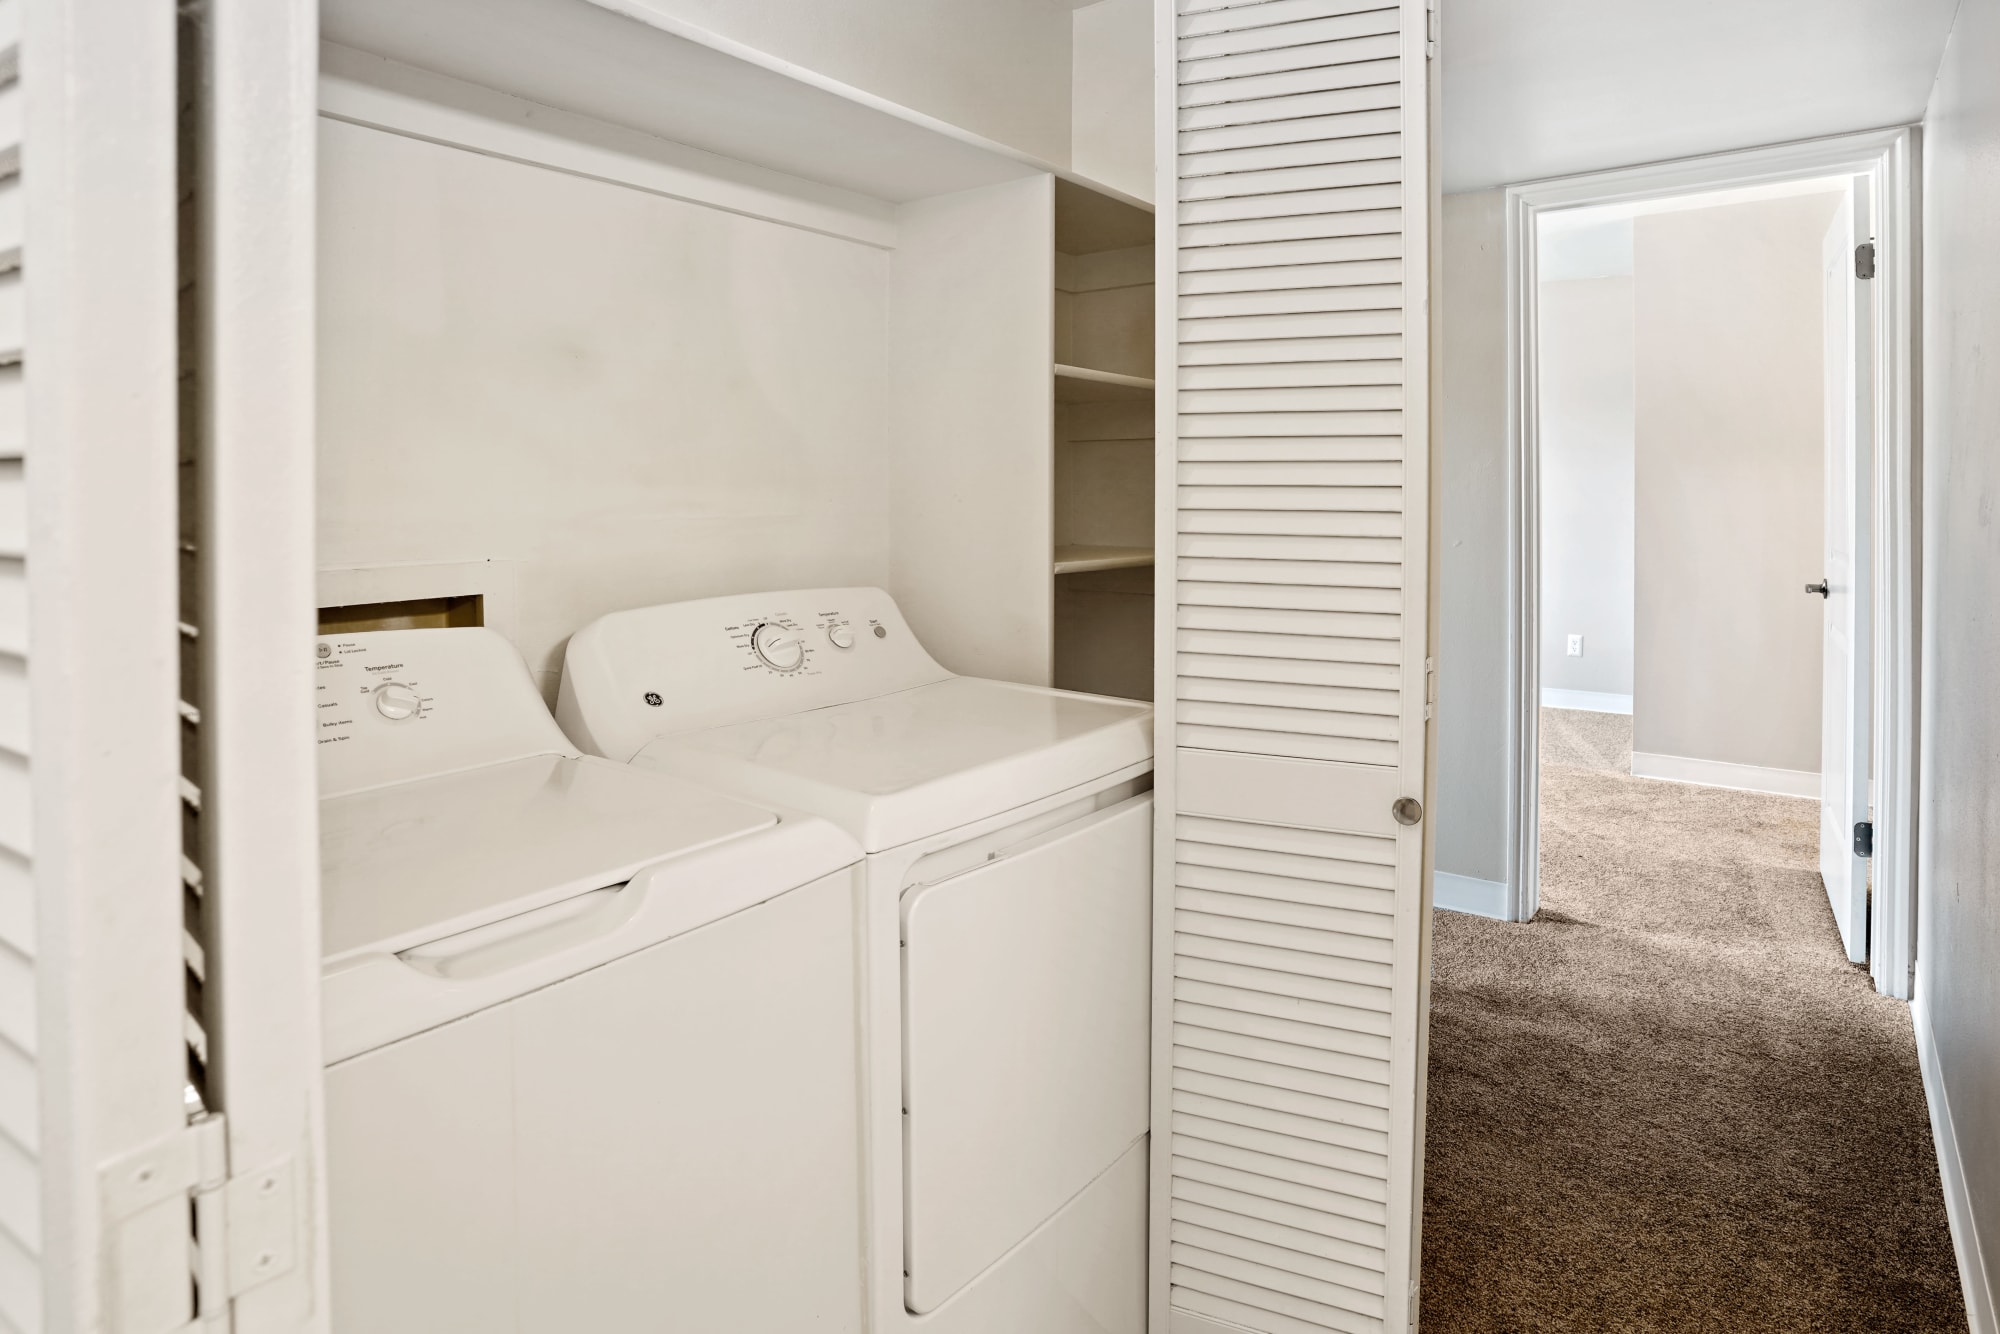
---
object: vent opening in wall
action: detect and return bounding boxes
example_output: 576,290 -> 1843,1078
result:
319,593 -> 484,635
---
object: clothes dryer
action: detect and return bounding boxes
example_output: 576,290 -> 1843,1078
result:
558,589 -> 1154,1334
317,628 -> 866,1334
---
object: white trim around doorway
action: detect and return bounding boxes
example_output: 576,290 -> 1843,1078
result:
1501,127 -> 1922,1003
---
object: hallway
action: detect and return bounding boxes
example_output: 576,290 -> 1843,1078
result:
1419,710 -> 1966,1331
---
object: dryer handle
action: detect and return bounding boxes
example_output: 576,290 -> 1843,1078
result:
395,882 -> 646,982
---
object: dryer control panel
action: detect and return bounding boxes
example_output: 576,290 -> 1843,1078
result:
558,587 -> 955,761
317,628 -> 575,799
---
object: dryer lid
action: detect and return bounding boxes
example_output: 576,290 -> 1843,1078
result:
633,676 -> 1153,852
319,753 -> 779,965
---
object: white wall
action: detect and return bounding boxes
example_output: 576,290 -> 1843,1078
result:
638,0 -> 1076,168
1435,191 -> 1511,884
1070,0 -> 1151,201
1537,273 -> 1635,700
1919,0 -> 2000,1318
1632,192 -> 1836,775
316,120 -> 895,698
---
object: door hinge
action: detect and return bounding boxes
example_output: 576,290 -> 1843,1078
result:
100,1113 -> 299,1332
1854,820 -> 1875,858
1855,241 -> 1877,280
1425,0 -> 1439,59
1424,655 -> 1436,721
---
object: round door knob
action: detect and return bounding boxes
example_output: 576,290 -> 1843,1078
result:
374,682 -> 421,720
827,625 -> 856,650
751,623 -> 805,672
1392,796 -> 1424,827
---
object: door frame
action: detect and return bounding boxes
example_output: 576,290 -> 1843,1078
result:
1500,127 -> 1921,999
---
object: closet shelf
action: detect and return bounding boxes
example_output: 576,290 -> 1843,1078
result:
1054,364 -> 1155,403
1053,545 -> 1155,575
322,0 -> 1155,210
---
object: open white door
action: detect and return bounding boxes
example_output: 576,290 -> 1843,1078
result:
1154,2 -> 1433,1330
1817,178 -> 1873,965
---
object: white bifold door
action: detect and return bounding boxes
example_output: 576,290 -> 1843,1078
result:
1817,177 -> 1873,965
1155,2 -> 1433,1332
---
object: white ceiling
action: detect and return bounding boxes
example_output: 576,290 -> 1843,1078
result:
1441,0 -> 1962,193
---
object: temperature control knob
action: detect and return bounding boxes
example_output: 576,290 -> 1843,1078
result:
374,682 -> 421,720
827,625 -> 856,650
750,623 -> 805,672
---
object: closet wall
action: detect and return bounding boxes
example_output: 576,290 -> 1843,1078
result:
317,119 -> 896,699
316,8 -> 1157,704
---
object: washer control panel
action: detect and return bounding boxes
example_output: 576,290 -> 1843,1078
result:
724,604 -> 886,679
317,628 -> 574,799
559,587 -> 954,760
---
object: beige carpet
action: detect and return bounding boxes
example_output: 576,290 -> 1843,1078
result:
1419,709 -> 1966,1332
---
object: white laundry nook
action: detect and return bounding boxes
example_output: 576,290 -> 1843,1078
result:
6,1 -> 1436,1332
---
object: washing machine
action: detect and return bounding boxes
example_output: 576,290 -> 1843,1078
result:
316,627 -> 868,1334
557,588 -> 1154,1334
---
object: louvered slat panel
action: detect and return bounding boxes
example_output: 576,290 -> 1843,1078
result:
1180,86 -> 1401,138
1181,108 -> 1400,157
1180,57 -> 1400,112
1178,0 -> 1394,29
1181,263 -> 1404,298
1161,0 -> 1428,1327
0,1031 -> 31,1156
1179,5 -> 1397,56
1182,233 -> 1401,272
1183,134 -> 1403,181
1179,653 -> 1398,691
0,366 -> 21,461
0,939 -> 29,1058
1181,359 -> 1402,388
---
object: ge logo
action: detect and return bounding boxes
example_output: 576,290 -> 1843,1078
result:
644,692 -> 663,707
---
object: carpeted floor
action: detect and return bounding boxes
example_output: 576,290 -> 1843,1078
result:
1419,709 -> 1966,1332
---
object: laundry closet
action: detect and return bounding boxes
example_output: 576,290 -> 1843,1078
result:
7,2 -> 1432,1331
309,1 -> 1160,1330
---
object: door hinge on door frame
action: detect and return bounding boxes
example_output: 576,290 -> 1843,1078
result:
1425,0 -> 1439,59
1424,655 -> 1436,721
1854,820 -> 1875,858
1855,241 -> 1877,280
99,1113 -> 300,1332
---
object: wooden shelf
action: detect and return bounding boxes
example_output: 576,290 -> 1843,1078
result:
1055,364 -> 1154,403
322,0 -> 1154,210
1054,545 -> 1155,575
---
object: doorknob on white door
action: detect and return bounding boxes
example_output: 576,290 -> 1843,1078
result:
1806,580 -> 1830,597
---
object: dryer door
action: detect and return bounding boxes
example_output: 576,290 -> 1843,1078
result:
900,793 -> 1152,1313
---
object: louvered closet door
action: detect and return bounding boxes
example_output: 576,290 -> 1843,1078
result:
1155,2 -> 1432,1333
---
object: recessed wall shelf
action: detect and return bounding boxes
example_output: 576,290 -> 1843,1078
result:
1054,364 -> 1153,403
1054,545 -> 1154,576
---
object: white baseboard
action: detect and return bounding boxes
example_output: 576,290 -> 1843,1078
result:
1629,750 -> 1820,799
1432,871 -> 1510,920
1540,687 -> 1633,714
1913,994 -> 1998,1334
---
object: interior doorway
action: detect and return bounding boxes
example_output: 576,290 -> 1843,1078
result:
1500,129 -> 1921,999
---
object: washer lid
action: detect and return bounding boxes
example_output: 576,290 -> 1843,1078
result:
320,753 -> 778,965
633,677 -> 1153,852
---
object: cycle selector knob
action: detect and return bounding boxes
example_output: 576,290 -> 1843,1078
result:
827,625 -> 856,650
751,623 -> 805,672
374,682 -> 421,720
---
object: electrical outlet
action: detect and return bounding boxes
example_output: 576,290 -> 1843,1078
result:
1567,634 -> 1584,657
